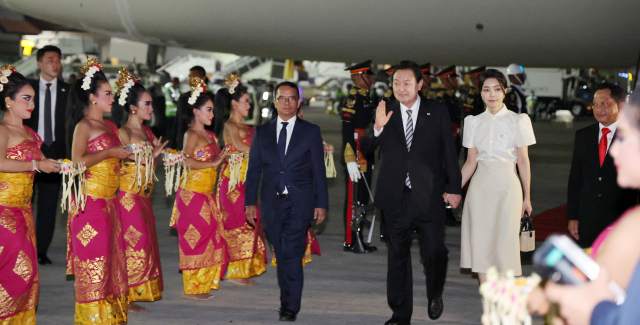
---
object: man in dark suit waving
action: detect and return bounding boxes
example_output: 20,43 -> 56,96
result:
567,83 -> 639,248
245,81 -> 328,322
361,60 -> 462,325
23,45 -> 70,265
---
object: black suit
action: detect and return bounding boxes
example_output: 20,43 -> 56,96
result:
567,123 -> 639,248
23,78 -> 69,257
246,117 -> 328,314
361,98 -> 461,322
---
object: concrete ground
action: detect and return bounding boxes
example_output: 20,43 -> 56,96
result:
34,107 -> 593,324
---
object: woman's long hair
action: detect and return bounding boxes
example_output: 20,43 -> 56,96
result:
0,70 -> 30,112
65,70 -> 108,157
111,83 -> 148,127
173,92 -> 212,151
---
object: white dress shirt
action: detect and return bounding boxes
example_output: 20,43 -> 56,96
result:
374,96 -> 421,137
276,115 -> 297,193
462,104 -> 536,163
598,121 -> 617,152
38,76 -> 58,141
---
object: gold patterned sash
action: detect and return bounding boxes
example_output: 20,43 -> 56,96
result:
182,167 -> 216,195
222,155 -> 248,181
120,162 -> 154,197
86,158 -> 121,199
0,172 -> 34,207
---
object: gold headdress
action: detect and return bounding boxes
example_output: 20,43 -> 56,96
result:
0,64 -> 18,92
115,68 -> 138,106
80,57 -> 103,90
187,77 -> 207,105
224,73 -> 241,94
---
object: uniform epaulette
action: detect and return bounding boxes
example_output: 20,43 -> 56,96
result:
469,88 -> 478,95
437,90 -> 445,97
384,89 -> 393,98
349,88 -> 358,95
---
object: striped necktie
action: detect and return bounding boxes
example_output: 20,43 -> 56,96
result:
405,109 -> 413,188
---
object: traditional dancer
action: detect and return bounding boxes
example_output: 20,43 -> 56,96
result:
112,68 -> 168,312
66,58 -> 132,324
215,75 -> 267,286
0,65 -> 60,324
170,77 -> 227,300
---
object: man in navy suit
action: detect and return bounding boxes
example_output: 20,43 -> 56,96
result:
23,45 -> 70,265
245,81 -> 328,322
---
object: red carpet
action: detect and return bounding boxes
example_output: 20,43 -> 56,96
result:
532,204 -> 571,241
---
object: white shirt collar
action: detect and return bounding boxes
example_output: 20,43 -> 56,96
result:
39,75 -> 58,88
400,96 -> 421,114
277,114 -> 297,127
599,121 -> 618,134
485,104 -> 509,117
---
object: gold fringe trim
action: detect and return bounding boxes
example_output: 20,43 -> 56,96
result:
344,143 -> 356,163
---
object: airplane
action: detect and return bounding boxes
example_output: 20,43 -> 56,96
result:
1,0 -> 639,69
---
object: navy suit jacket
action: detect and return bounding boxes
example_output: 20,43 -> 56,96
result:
245,118 -> 328,230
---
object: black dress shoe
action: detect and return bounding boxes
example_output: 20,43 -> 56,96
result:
384,317 -> 410,325
428,296 -> 443,320
37,254 -> 52,265
279,309 -> 297,321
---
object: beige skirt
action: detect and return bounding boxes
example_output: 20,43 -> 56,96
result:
460,160 -> 523,276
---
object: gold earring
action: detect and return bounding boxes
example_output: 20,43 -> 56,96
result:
6,104 -> 10,108
92,101 -> 97,106
132,110 -> 137,114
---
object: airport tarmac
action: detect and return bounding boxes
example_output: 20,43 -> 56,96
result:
34,107 -> 593,324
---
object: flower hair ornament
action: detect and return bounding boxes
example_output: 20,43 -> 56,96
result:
224,73 -> 241,94
115,68 -> 138,106
0,64 -> 18,92
80,57 -> 103,90
187,77 -> 207,105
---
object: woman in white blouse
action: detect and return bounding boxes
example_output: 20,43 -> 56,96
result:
459,69 -> 536,283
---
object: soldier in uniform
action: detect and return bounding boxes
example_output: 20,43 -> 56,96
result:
382,65 -> 396,103
461,66 -> 486,117
505,63 -> 528,114
342,60 -> 377,253
419,62 -> 434,98
435,65 -> 462,155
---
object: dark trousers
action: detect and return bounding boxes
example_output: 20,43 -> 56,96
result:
385,188 -> 449,322
35,172 -> 61,256
265,198 -> 308,313
342,162 -> 373,242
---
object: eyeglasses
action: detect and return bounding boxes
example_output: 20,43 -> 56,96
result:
592,102 -> 613,109
276,96 -> 299,103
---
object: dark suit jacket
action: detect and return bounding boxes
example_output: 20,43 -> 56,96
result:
23,78 -> 69,159
245,118 -> 329,230
360,98 -> 462,218
567,123 -> 639,247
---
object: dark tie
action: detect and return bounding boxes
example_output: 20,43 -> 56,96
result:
405,109 -> 413,188
277,122 -> 289,192
44,83 -> 53,146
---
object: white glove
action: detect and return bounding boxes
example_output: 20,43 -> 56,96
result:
346,162 -> 361,182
